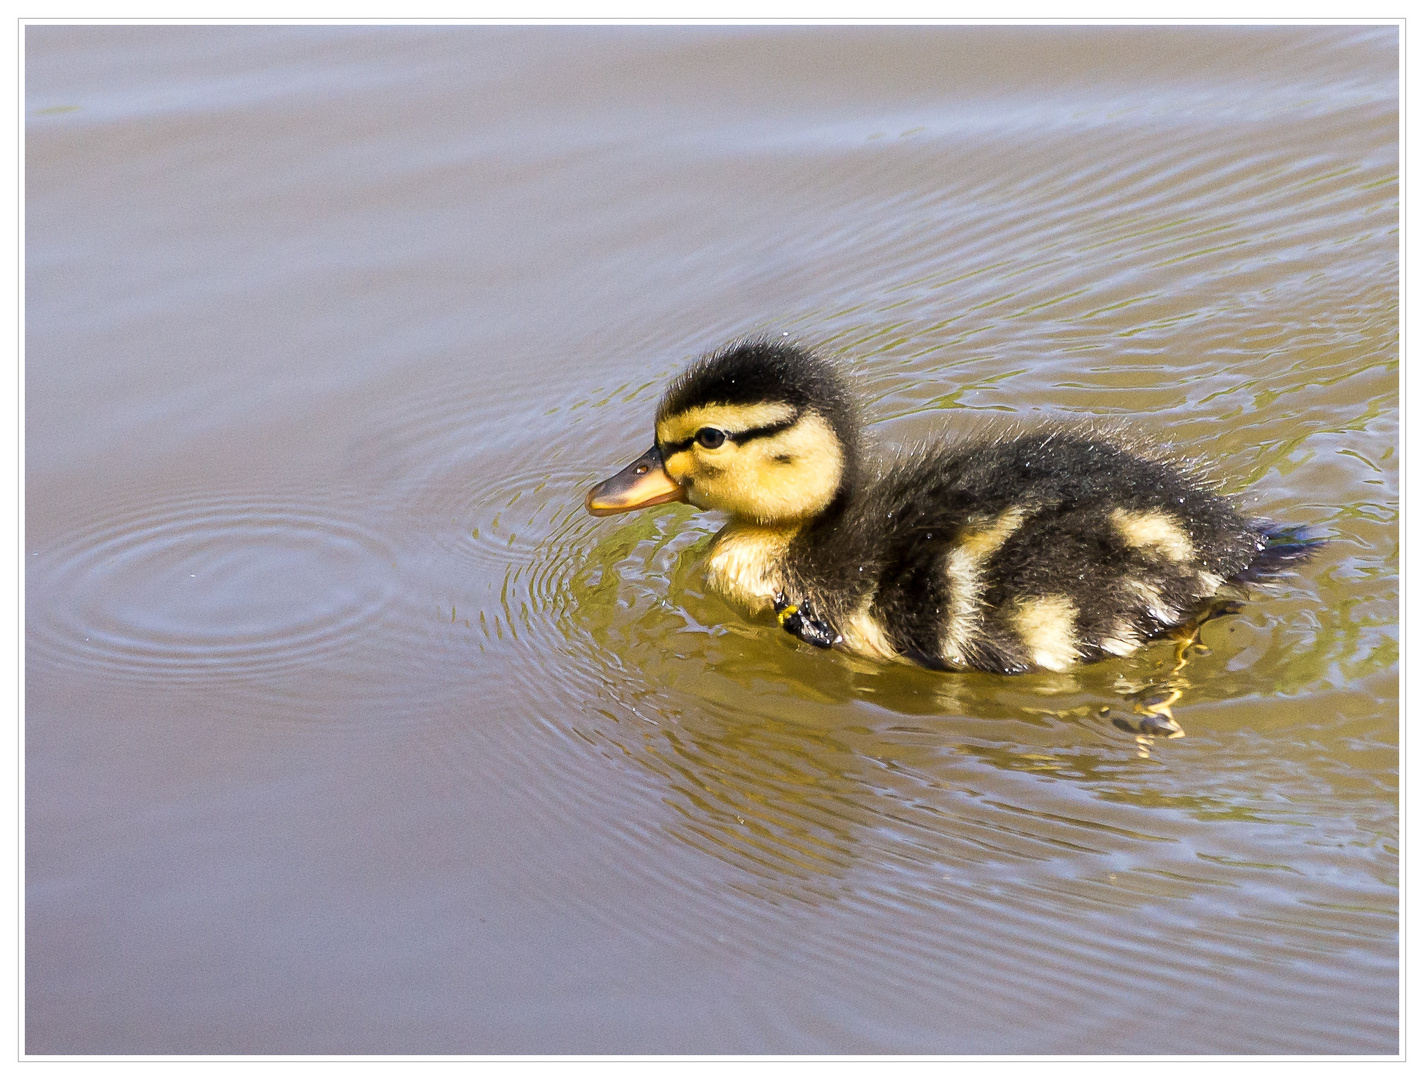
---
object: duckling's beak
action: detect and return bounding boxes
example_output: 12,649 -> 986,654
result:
585,445 -> 687,516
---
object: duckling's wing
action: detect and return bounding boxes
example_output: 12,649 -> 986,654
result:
861,432 -> 1281,673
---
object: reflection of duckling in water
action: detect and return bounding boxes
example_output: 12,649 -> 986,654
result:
586,340 -> 1321,682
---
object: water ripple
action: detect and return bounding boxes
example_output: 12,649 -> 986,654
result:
28,494 -> 399,684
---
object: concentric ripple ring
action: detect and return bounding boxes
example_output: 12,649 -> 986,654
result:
28,495 -> 400,683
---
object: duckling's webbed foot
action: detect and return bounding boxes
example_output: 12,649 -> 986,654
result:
773,592 -> 842,649
1099,595 -> 1245,743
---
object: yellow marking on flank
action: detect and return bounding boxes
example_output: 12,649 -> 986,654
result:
1111,509 -> 1194,562
940,506 -> 1031,665
1011,595 -> 1081,671
840,601 -> 898,662
1126,578 -> 1178,626
1100,620 -> 1142,657
1197,570 -> 1225,594
940,548 -> 980,666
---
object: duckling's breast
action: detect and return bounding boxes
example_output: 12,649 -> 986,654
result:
704,523 -> 799,613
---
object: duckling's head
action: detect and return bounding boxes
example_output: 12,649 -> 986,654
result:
586,341 -> 861,526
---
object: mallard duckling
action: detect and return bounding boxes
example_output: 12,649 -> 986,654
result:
585,341 -> 1319,674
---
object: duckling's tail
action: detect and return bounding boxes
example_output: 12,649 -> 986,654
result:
1236,523 -> 1328,583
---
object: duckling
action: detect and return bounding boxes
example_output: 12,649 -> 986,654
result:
585,340 -> 1320,674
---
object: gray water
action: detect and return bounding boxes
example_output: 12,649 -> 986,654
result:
26,25 -> 1397,1053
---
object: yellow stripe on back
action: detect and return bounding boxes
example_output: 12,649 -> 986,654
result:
1111,509 -> 1194,562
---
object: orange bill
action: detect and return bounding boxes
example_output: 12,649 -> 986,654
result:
585,445 -> 687,516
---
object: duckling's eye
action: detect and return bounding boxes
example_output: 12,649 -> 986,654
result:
695,427 -> 726,449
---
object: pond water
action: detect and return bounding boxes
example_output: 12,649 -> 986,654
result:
25,25 -> 1397,1054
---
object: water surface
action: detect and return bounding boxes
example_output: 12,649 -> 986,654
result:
26,25 -> 1397,1053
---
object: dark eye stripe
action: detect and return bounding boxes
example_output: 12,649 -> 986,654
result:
660,409 -> 801,455
662,435 -> 696,454
728,414 -> 799,445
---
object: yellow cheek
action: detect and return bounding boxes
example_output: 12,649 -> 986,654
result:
661,413 -> 845,524
663,449 -> 694,483
662,448 -> 725,511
